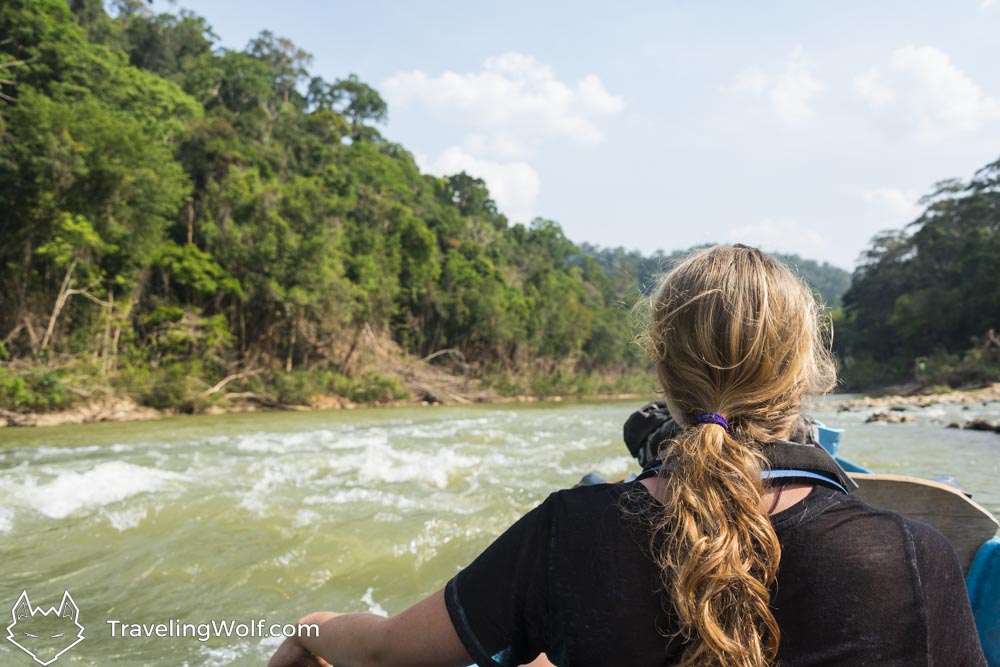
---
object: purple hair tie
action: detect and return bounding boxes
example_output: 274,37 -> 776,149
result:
696,412 -> 729,430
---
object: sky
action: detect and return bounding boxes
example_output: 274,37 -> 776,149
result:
153,0 -> 1000,270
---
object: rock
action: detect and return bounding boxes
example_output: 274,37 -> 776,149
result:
866,411 -> 915,424
0,408 -> 31,427
305,395 -> 345,410
964,418 -> 998,432
410,383 -> 445,404
890,405 -> 908,412
831,383 -> 1000,411
946,422 -> 961,429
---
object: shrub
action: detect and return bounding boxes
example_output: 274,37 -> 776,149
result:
0,367 -> 78,412
117,361 -> 208,412
349,372 -> 409,403
267,369 -> 408,405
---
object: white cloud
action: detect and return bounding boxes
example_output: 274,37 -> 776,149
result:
982,0 -> 996,8
418,147 -> 541,223
853,70 -> 894,108
855,46 -> 1000,140
731,68 -> 768,96
383,53 -> 625,144
863,188 -> 923,224
462,133 -> 527,160
771,49 -> 826,122
385,53 -> 623,221
728,46 -> 825,123
725,217 -> 831,257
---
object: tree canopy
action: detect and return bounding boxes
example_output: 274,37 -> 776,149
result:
835,160 -> 1000,388
0,0 -> 647,409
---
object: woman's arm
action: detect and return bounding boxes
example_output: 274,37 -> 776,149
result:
268,588 -> 473,667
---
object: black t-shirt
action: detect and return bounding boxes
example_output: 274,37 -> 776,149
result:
445,483 -> 986,667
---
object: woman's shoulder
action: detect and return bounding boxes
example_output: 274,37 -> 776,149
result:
532,481 -> 660,537
809,487 -> 957,540
777,486 -> 960,569
546,479 -> 656,511
538,481 -> 626,516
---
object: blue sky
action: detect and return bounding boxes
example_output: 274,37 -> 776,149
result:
156,0 -> 1000,269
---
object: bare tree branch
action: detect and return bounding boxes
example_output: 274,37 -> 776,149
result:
0,58 -> 33,70
422,348 -> 467,364
2,323 -> 24,346
65,288 -> 112,308
202,368 -> 262,396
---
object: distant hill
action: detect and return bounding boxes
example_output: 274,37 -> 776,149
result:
772,252 -> 852,308
580,244 -> 852,308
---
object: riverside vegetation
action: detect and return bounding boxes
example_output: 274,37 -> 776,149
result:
0,0 -> 997,422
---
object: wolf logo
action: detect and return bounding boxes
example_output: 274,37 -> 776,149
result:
5,590 -> 85,666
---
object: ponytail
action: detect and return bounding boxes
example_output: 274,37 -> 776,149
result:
653,422 -> 780,667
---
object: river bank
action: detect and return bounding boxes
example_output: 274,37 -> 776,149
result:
0,359 -> 648,428
832,383 -> 1000,409
4,371 -> 1000,430
829,383 -> 1000,433
0,392 -> 649,428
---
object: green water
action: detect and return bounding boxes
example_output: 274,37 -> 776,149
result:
1,398 -> 998,665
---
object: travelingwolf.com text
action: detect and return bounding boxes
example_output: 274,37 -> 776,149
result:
106,619 -> 319,642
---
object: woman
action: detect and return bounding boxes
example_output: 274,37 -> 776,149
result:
269,245 -> 985,667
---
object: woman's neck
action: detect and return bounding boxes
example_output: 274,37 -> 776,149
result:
638,478 -> 814,515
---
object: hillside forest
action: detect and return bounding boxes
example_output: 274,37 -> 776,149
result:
1,0 -> 997,415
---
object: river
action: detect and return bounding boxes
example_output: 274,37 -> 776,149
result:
1,397 -> 998,665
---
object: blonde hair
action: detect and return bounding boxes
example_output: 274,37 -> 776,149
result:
644,244 -> 835,667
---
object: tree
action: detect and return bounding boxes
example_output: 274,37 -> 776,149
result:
837,159 -> 1000,386
246,30 -> 311,107
34,213 -> 111,352
329,73 -> 387,140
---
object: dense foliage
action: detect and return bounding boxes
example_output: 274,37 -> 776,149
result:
835,160 -> 1000,389
0,0 -> 650,410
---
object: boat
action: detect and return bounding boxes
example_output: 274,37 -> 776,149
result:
814,423 -> 999,667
